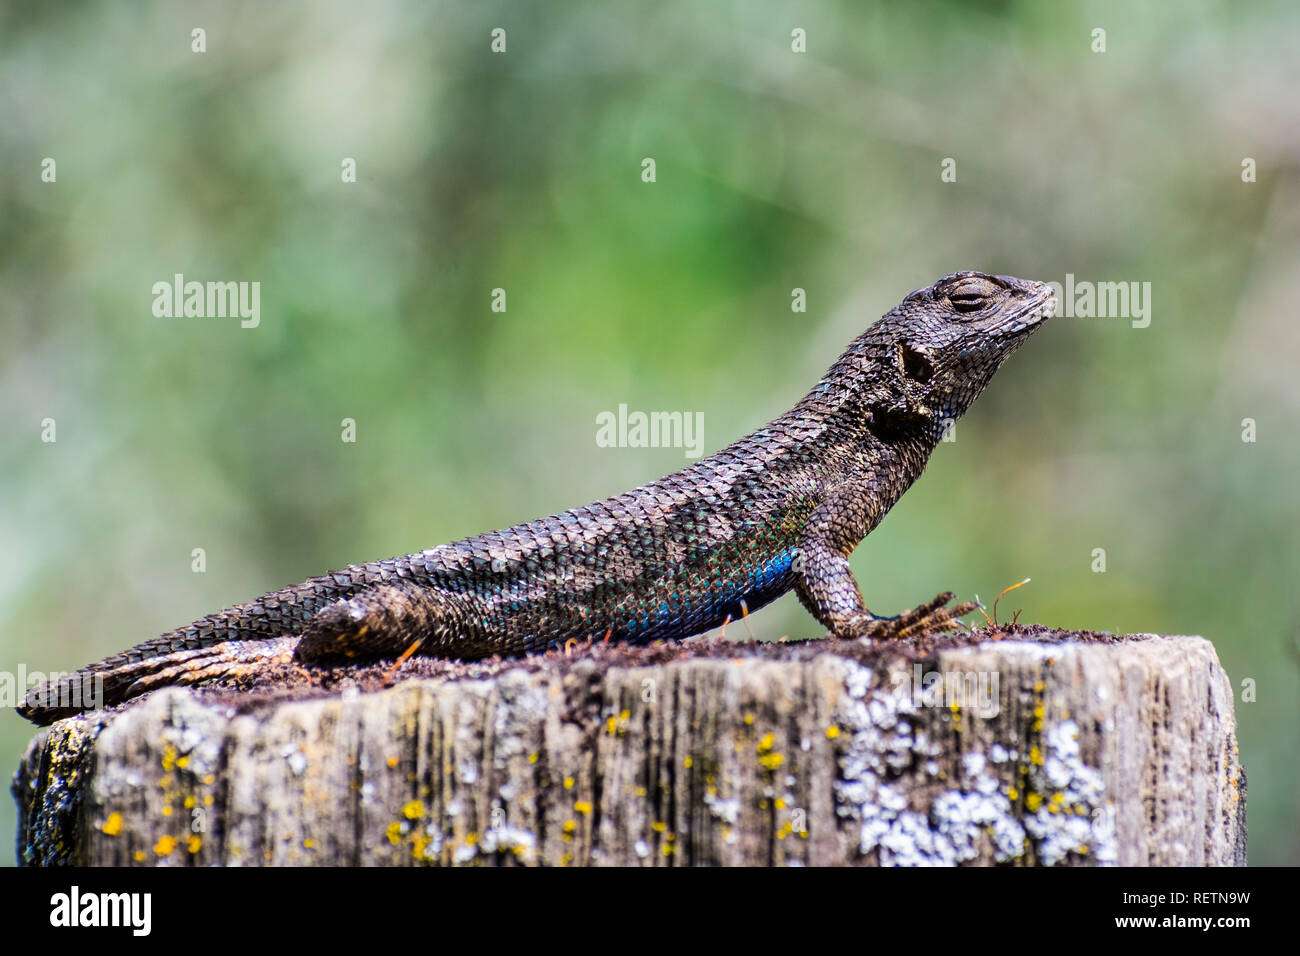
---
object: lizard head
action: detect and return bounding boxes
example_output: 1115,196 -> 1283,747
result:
872,271 -> 1057,429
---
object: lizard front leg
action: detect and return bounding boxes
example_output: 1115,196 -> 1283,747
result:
793,538 -> 976,639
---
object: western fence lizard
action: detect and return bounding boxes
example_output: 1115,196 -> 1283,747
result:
19,271 -> 1056,724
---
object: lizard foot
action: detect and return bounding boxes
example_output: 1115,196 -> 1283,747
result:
843,591 -> 978,640
125,637 -> 300,696
18,636 -> 301,724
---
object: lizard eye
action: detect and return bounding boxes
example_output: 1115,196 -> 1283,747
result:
944,276 -> 1001,314
949,292 -> 989,313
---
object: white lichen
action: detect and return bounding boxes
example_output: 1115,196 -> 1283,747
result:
1023,719 -> 1116,865
831,660 -> 1111,866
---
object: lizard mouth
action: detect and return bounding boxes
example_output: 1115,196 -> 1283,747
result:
994,283 -> 1057,338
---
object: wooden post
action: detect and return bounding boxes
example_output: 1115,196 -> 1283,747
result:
13,631 -> 1246,866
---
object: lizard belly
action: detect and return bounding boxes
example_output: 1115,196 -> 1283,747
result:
605,545 -> 800,645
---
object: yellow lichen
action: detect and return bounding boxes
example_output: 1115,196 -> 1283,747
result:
101,812 -> 123,836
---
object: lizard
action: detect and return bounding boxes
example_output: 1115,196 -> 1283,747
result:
19,271 -> 1056,725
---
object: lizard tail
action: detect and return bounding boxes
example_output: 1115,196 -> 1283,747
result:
16,575 -> 463,725
16,583 -> 337,725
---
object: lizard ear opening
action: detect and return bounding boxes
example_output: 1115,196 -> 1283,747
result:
898,344 -> 935,383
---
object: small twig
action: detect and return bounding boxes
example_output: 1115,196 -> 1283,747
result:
382,637 -> 425,685
739,600 -> 756,641
992,578 -> 1031,626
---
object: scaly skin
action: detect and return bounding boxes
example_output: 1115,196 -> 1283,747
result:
20,272 -> 1056,724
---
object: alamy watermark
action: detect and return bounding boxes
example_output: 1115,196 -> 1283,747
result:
596,403 -> 704,458
890,663 -> 1000,718
0,665 -> 103,712
151,273 -> 260,328
49,886 -> 151,936
1046,273 -> 1151,328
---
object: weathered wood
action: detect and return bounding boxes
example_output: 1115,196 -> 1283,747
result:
13,630 -> 1246,866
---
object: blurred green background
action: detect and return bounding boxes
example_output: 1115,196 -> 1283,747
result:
2,0 -> 1296,864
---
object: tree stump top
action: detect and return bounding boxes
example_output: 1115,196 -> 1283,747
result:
13,628 -> 1246,866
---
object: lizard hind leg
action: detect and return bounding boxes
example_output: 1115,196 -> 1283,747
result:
295,579 -> 470,664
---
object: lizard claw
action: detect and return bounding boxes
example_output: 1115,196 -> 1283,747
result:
844,592 -> 979,640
